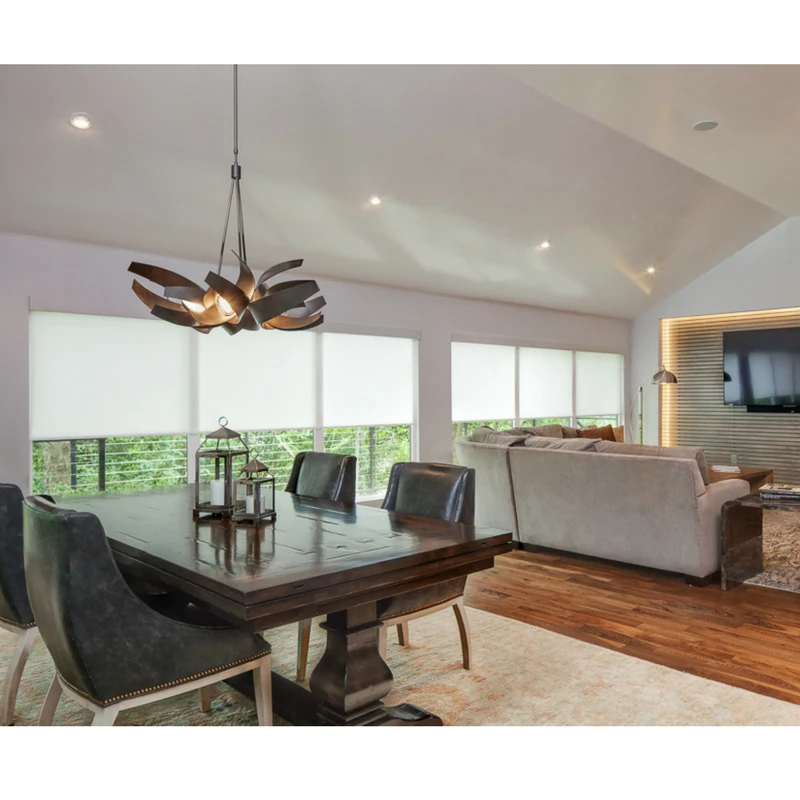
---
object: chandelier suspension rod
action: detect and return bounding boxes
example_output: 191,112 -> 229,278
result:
217,64 -> 245,276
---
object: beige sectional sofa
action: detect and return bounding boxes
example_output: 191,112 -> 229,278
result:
454,426 -> 750,580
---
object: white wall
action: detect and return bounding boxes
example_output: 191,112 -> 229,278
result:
0,232 -> 630,491
632,216 -> 800,443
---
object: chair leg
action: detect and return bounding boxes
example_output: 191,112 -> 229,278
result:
91,707 -> 119,726
199,684 -> 214,712
296,619 -> 312,682
38,674 -> 63,726
253,659 -> 272,726
397,622 -> 409,648
378,624 -> 387,660
1,627 -> 38,726
453,597 -> 472,670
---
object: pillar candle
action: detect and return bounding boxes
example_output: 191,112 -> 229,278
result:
210,479 -> 224,506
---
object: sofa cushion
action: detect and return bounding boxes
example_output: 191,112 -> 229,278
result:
501,424 -> 564,439
523,436 -> 600,451
470,426 -> 527,447
593,441 -> 710,484
577,424 -> 615,442
561,426 -> 579,438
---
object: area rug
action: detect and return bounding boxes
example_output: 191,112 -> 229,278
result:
745,510 -> 800,594
4,607 -> 800,726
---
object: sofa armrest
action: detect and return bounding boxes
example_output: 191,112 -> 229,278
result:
693,479 -> 751,577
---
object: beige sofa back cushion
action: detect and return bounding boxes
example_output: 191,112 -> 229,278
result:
593,441 -> 710,484
453,437 -> 518,537
523,436 -> 600,451
502,424 -> 564,439
470,426 -> 527,447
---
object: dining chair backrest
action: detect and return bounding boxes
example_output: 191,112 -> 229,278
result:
381,463 -> 475,524
22,496 -> 128,701
0,483 -> 34,628
285,452 -> 357,506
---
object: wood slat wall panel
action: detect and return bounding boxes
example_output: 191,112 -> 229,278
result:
661,309 -> 800,484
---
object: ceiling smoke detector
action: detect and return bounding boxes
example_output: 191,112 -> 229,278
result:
692,120 -> 718,132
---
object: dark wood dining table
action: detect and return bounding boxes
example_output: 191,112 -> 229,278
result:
68,486 -> 513,726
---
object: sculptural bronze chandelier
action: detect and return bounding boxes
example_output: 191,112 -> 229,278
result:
128,65 -> 325,335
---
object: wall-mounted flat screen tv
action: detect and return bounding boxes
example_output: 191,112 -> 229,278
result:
723,327 -> 800,407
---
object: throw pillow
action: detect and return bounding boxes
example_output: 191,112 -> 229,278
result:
523,436 -> 600,451
471,426 -> 527,447
612,425 -> 625,443
561,426 -> 579,439
593,441 -> 710,484
577,424 -> 615,442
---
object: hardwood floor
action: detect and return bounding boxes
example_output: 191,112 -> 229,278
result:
465,547 -> 800,705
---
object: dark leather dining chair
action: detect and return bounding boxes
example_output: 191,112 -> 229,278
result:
285,451 -> 357,506
378,462 -> 476,669
23,496 -> 273,726
287,451 -> 357,681
0,484 -> 51,725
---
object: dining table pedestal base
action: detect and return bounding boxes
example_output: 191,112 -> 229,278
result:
310,603 -> 443,727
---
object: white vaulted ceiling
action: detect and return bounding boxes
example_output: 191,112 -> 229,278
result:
0,64 -> 791,318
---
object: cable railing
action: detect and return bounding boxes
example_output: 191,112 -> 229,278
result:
32,436 -> 189,496
324,426 -> 411,497
33,425 -> 411,500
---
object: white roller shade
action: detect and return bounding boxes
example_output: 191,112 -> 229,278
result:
30,311 -> 191,439
451,342 -> 515,421
519,347 -> 573,418
576,351 -> 623,416
198,330 -> 316,431
322,333 -> 415,427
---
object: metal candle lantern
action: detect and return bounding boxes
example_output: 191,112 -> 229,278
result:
194,417 -> 249,519
234,458 -> 276,523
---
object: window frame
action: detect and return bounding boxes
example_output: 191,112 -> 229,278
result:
30,313 -> 420,500
451,341 -> 624,431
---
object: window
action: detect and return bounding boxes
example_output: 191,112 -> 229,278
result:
451,342 -> 624,443
451,420 -> 515,441
575,351 -> 623,420
242,429 -> 315,488
30,312 -> 418,500
30,311 -> 191,439
324,426 -> 411,497
451,343 -> 516,423
32,435 -> 189,497
519,417 -> 572,428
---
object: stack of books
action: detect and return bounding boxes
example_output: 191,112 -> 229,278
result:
759,484 -> 800,500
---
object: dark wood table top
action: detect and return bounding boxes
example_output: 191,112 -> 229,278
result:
68,487 -> 513,630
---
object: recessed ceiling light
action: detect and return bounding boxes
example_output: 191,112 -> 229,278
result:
646,266 -> 656,274
369,194 -> 383,206
538,240 -> 551,250
70,112 -> 92,130
692,120 -> 718,132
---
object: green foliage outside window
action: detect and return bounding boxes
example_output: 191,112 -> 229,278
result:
32,426 -> 410,500
324,426 -> 411,497
32,436 -> 188,497
576,416 -> 619,429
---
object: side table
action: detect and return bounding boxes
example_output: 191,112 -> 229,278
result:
721,492 -> 800,590
710,467 -> 773,493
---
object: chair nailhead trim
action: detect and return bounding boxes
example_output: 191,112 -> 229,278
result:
379,593 -> 463,621
59,648 -> 271,707
0,613 -> 35,629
